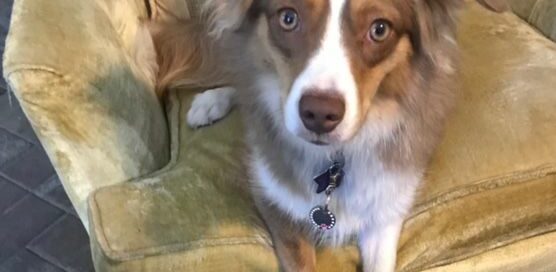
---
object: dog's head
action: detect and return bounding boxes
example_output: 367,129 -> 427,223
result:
204,0 -> 502,146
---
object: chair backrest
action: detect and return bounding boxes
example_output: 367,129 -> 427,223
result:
508,0 -> 556,42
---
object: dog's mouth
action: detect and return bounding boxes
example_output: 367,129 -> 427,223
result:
290,117 -> 363,147
289,124 -> 355,147
291,130 -> 334,146
310,139 -> 329,146
304,132 -> 342,146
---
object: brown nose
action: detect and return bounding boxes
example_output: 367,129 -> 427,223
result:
299,93 -> 345,134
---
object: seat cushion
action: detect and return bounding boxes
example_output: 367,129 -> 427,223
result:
89,2 -> 556,271
508,0 -> 556,41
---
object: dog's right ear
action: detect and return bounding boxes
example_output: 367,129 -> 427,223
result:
202,0 -> 257,38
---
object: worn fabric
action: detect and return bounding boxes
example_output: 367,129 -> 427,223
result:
2,0 -> 169,230
88,1 -> 556,271
508,0 -> 556,41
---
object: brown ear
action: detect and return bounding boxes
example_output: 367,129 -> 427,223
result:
413,0 -> 462,58
475,0 -> 509,13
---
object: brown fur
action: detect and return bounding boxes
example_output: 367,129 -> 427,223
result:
151,0 -> 505,96
256,200 -> 317,271
149,21 -> 230,96
264,0 -> 329,72
148,0 -> 507,270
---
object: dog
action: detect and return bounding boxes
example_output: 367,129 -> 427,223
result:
144,0 -> 507,271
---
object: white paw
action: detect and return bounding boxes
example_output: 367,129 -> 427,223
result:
187,87 -> 235,128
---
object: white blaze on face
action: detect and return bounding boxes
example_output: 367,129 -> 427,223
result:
284,0 -> 359,142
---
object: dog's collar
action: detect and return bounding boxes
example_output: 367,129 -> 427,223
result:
313,161 -> 344,194
310,156 -> 345,231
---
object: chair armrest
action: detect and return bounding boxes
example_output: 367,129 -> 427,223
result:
2,0 -> 169,230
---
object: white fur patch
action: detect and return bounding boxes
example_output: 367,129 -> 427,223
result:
187,87 -> 236,128
255,74 -> 284,125
284,0 -> 359,142
249,144 -> 419,246
250,152 -> 318,220
359,220 -> 404,272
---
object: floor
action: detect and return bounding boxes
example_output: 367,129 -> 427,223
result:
0,0 -> 95,271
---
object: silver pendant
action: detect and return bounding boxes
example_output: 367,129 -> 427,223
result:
310,206 -> 336,230
309,160 -> 344,231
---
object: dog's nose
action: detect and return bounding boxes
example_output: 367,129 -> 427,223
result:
299,93 -> 345,134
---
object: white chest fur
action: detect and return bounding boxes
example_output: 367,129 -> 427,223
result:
249,147 -> 420,246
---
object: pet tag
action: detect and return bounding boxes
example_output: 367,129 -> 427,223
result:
314,162 -> 344,194
310,206 -> 336,230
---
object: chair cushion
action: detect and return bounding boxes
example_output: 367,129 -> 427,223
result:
508,0 -> 556,41
2,0 -> 169,229
89,2 -> 556,271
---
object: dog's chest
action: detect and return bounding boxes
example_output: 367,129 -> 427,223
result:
250,150 -> 418,245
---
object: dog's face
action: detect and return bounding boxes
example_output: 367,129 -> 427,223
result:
260,0 -> 420,146
207,0 -> 463,146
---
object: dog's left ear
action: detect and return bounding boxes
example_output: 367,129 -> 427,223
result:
201,0 -> 258,38
475,0 -> 509,13
413,0 -> 463,58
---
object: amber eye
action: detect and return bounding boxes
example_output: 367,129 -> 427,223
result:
368,19 -> 392,42
278,8 -> 299,31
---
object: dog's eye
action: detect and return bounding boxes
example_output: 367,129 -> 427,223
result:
278,8 -> 299,31
368,19 -> 392,42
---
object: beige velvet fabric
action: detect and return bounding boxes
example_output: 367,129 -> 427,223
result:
88,2 -> 556,271
508,0 -> 556,41
2,0 -> 169,230
89,91 -> 363,272
4,0 -> 556,270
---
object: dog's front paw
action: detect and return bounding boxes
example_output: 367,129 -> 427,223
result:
187,87 -> 235,128
359,221 -> 403,272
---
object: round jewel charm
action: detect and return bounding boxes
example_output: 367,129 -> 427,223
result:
310,206 -> 336,230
